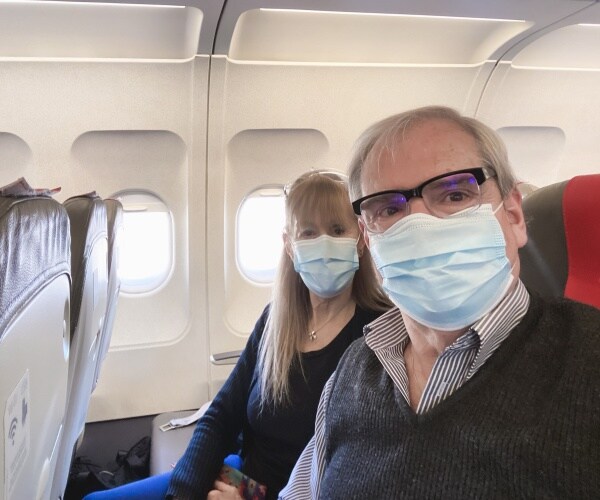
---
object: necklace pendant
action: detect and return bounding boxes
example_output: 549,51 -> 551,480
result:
308,330 -> 317,341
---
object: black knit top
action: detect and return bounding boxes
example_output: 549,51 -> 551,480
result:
167,304 -> 382,500
321,294 -> 600,499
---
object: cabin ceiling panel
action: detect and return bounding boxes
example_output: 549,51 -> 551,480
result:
67,0 -> 226,54
0,0 -> 227,58
215,0 -> 595,56
228,9 -> 531,64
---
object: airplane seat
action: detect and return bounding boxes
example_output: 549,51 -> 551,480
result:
150,409 -> 199,475
149,350 -> 243,474
519,174 -> 600,309
51,193 -> 108,500
0,182 -> 71,500
92,198 -> 123,391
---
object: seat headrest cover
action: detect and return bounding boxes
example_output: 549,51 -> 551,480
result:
0,196 -> 71,337
563,174 -> 600,309
0,177 -> 61,198
104,199 -> 124,272
519,180 -> 569,298
64,194 -> 108,333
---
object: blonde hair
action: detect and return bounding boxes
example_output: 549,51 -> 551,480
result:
257,170 -> 391,408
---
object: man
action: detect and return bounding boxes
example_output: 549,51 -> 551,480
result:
280,106 -> 600,499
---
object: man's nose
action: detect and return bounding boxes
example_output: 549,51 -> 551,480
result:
407,197 -> 430,215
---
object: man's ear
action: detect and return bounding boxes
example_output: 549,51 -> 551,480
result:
356,231 -> 366,257
358,217 -> 371,249
503,188 -> 528,249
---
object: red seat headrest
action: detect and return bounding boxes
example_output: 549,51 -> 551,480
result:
563,174 -> 600,309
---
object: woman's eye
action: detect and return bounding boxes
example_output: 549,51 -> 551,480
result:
296,229 -> 309,238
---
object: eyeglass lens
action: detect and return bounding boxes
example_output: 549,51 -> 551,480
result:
361,172 -> 481,233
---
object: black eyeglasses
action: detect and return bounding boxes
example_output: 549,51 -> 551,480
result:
352,167 -> 496,233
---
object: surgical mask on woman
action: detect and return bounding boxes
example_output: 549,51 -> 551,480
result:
368,203 -> 513,331
292,235 -> 359,298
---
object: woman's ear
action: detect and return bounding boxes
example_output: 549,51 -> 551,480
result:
358,217 -> 371,249
283,232 -> 294,260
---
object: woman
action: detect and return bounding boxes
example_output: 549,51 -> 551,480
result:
84,170 -> 391,500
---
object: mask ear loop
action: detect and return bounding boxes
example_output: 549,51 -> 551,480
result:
492,201 -> 518,289
492,201 -> 505,215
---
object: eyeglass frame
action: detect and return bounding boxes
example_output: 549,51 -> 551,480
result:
351,166 -> 497,218
283,170 -> 348,197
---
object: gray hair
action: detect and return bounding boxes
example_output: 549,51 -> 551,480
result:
348,106 -> 518,201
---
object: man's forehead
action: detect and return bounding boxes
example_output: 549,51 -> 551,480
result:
360,120 -> 481,192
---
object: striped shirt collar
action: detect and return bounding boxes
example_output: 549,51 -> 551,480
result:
468,279 -> 530,377
364,279 -> 530,353
363,280 -> 530,412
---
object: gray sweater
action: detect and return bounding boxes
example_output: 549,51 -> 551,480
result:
321,294 -> 600,499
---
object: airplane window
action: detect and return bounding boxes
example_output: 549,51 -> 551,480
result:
237,187 -> 285,283
111,190 -> 174,294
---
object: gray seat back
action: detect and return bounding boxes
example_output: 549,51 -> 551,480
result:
0,189 -> 70,500
92,198 -> 123,391
51,193 -> 108,499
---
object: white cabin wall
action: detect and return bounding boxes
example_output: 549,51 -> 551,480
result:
478,3 -> 600,188
0,2 -> 214,421
0,57 -> 213,421
88,56 -> 212,420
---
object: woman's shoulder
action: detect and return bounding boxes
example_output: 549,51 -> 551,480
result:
242,303 -> 271,353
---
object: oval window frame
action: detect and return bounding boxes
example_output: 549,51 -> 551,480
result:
110,189 -> 175,295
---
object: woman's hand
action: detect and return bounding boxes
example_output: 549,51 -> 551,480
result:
207,480 -> 243,500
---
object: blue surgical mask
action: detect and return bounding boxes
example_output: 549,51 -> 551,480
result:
369,204 -> 513,331
292,235 -> 359,298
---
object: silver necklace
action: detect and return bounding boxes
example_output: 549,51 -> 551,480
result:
308,302 -> 350,341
